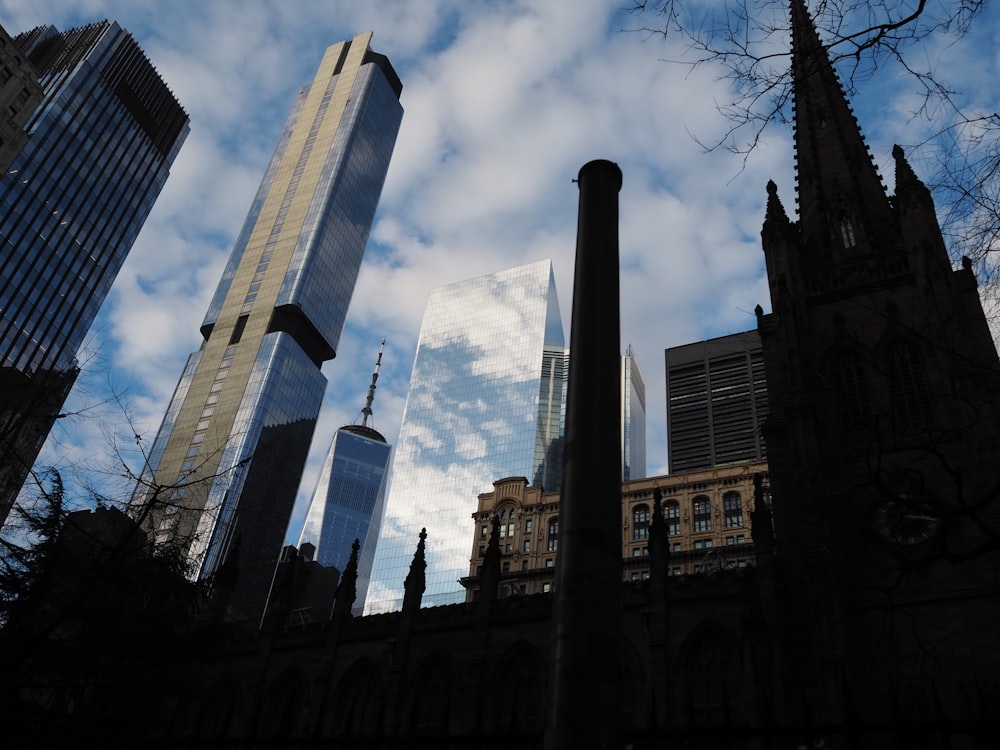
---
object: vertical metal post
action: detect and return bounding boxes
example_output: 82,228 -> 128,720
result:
545,159 -> 624,750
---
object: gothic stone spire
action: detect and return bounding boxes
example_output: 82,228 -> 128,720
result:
787,0 -> 900,281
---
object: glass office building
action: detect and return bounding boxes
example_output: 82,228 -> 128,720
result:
621,344 -> 646,481
363,260 -> 566,614
132,32 -> 402,622
0,22 -> 188,525
297,344 -> 391,614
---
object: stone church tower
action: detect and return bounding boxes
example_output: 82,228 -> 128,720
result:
758,0 -> 1000,734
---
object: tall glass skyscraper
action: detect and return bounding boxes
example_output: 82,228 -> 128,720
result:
621,343 -> 646,480
296,341 -> 391,613
364,259 -> 566,614
0,22 -> 188,526
132,32 -> 402,621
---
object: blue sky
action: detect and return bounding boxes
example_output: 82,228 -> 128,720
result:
3,0 -> 997,544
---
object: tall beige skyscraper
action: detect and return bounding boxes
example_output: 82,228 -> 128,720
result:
132,32 -> 402,621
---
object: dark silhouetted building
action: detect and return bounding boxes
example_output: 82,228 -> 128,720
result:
755,0 -> 1000,732
0,23 -> 43,172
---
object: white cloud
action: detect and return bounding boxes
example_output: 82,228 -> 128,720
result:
10,0 -> 990,580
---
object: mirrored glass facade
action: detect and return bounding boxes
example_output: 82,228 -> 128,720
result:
132,32 -> 402,621
297,424 -> 390,581
622,344 -> 646,480
0,22 -> 188,524
364,260 -> 566,613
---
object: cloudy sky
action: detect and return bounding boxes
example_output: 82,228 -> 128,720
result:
4,0 -> 997,545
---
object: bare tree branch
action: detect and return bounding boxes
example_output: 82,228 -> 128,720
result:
627,0 -> 1000,335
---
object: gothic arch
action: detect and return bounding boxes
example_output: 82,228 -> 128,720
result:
404,650 -> 456,736
324,657 -> 385,739
824,343 -> 873,427
485,641 -> 546,735
257,665 -> 308,739
676,621 -> 742,726
621,636 -> 647,731
185,677 -> 244,740
882,335 -> 932,432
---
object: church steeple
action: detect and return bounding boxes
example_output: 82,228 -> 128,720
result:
785,0 -> 900,277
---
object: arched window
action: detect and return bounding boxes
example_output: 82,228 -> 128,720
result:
188,679 -> 241,739
547,517 -> 559,552
326,659 -> 384,737
408,653 -> 454,735
632,504 -> 650,540
693,496 -> 711,533
488,644 -> 545,734
839,212 -> 857,249
681,625 -> 740,726
723,492 -> 743,528
835,351 -> 871,425
258,667 -> 307,739
497,505 -> 516,538
888,339 -> 931,430
664,501 -> 680,536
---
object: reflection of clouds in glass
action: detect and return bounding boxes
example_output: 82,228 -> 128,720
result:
420,270 -> 551,384
457,431 -> 487,460
364,260 -> 565,613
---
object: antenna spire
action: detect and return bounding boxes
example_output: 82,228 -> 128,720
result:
360,338 -> 385,428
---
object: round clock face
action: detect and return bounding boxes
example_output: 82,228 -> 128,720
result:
874,500 -> 941,547
873,469 -> 942,550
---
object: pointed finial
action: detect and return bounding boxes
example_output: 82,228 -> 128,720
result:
360,338 -> 385,428
403,528 -> 427,612
764,180 -> 789,225
333,538 -> 360,617
478,516 -> 502,606
650,487 -> 668,560
892,143 -> 932,205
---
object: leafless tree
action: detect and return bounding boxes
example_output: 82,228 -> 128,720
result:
628,0 -> 1000,326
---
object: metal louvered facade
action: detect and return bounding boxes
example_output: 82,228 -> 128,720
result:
665,331 -> 767,473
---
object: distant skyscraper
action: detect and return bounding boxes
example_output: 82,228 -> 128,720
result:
0,22 -> 188,525
133,32 -> 402,621
665,330 -> 768,472
364,260 -> 566,613
621,344 -> 646,480
296,340 -> 391,611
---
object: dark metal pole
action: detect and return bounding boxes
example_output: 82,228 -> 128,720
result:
545,159 -> 624,750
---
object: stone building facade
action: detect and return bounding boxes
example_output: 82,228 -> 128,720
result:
462,462 -> 766,599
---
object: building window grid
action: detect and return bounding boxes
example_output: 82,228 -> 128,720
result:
632,504 -> 650,541
723,492 -> 744,528
693,496 -> 712,533
665,501 -> 680,536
